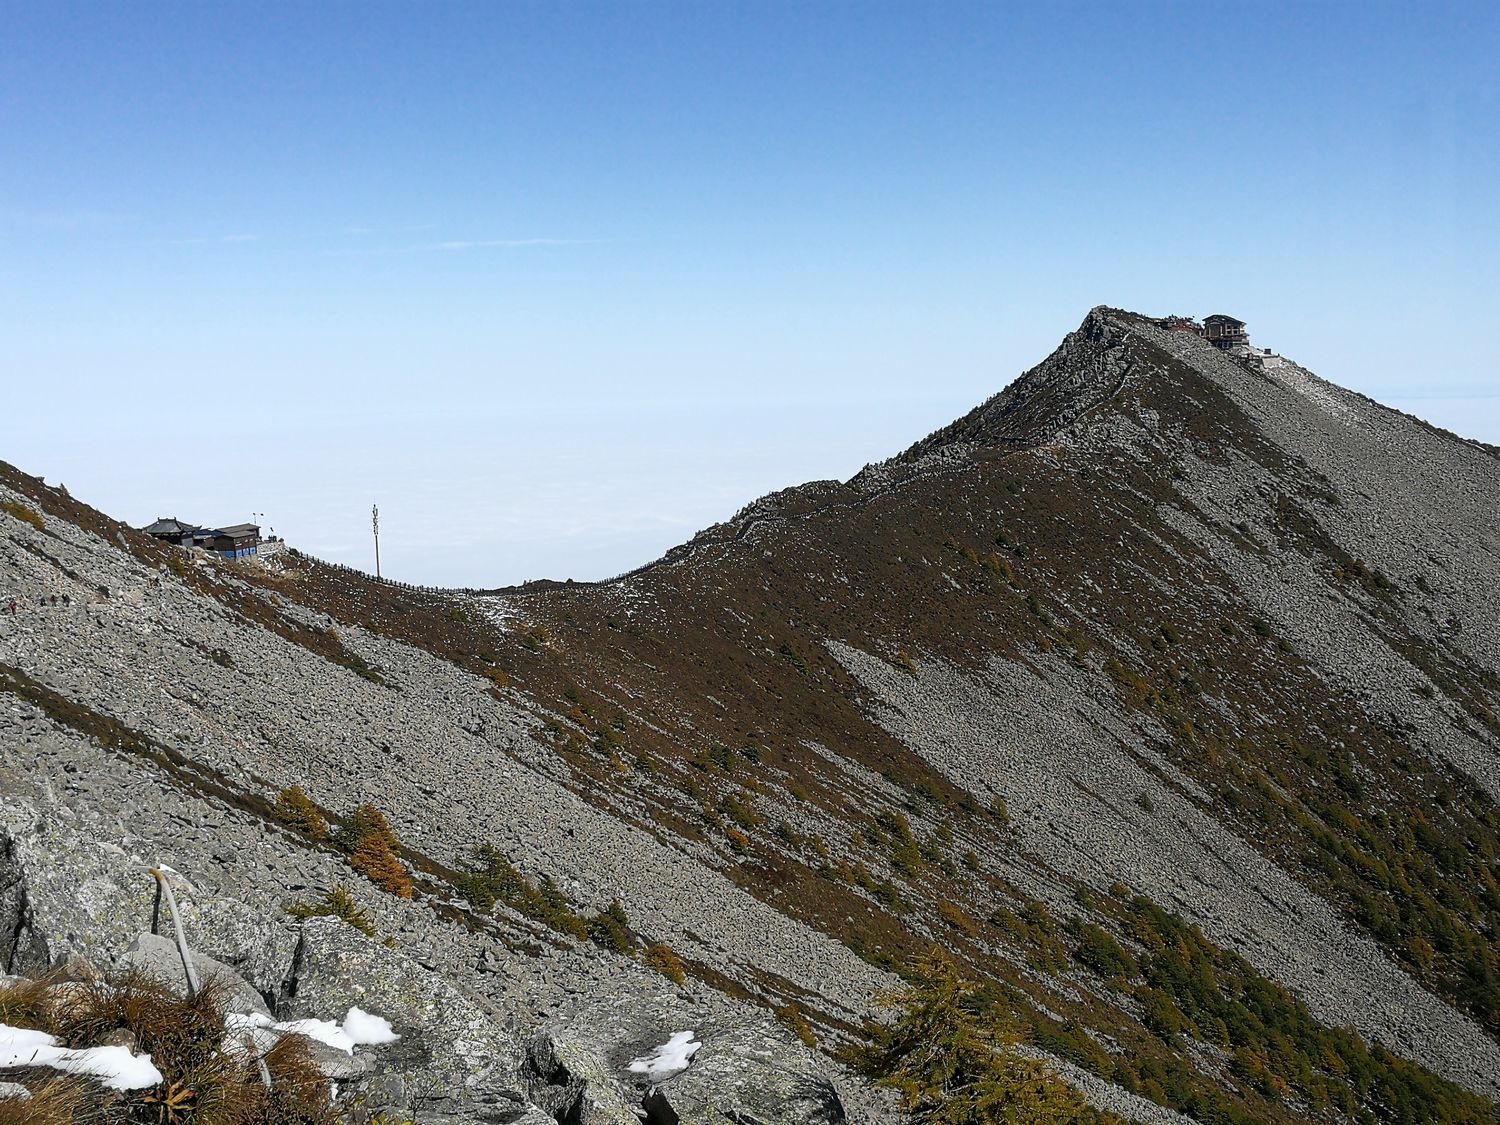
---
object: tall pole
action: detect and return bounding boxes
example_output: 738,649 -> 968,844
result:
372,503 -> 381,578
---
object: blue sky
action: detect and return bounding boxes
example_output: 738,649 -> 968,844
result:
3,2 -> 1496,586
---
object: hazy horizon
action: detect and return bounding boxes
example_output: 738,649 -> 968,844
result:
8,350 -> 1495,589
5,2 -> 1496,586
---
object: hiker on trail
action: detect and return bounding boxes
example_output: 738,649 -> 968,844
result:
5,599 -> 13,615
62,593 -> 70,606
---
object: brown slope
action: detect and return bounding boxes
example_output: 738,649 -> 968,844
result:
481,308 -> 1500,1117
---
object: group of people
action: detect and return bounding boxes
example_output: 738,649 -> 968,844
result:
3,593 -> 72,614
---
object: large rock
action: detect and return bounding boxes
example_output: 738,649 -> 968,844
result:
128,931 -> 272,1016
0,804 -> 296,997
0,826 -> 48,974
281,916 -> 531,1122
626,1021 -> 847,1125
522,1029 -> 640,1125
531,994 -> 848,1125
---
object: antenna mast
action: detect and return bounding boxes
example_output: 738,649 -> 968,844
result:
371,503 -> 381,578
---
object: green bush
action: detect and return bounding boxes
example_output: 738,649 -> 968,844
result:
287,886 -> 374,936
587,900 -> 632,954
1070,922 -> 1136,981
846,955 -> 1106,1124
332,803 -> 396,853
456,844 -> 588,939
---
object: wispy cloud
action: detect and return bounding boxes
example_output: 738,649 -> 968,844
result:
423,238 -> 601,251
324,236 -> 605,257
342,223 -> 434,235
170,232 -> 261,246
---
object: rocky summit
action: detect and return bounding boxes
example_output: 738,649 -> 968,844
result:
2,307 -> 1498,1123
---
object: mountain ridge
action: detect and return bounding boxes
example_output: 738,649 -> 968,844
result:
3,307 -> 1499,1123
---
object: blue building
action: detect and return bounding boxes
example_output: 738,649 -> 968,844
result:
141,518 -> 261,559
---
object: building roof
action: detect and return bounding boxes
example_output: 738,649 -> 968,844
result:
142,517 -> 200,536
1203,314 -> 1246,327
210,523 -> 261,538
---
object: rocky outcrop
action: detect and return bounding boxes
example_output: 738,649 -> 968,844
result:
283,917 -> 530,1122
0,769 -> 878,1123
0,828 -> 47,975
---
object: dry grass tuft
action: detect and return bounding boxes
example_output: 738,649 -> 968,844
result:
189,1031 -> 337,1125
51,971 -> 231,1078
0,972 -> 62,1028
0,969 -> 349,1125
0,1078 -> 94,1125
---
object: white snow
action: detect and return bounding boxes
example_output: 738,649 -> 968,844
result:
273,1017 -> 353,1053
0,1022 -> 164,1090
253,1007 -> 399,1055
627,1030 -> 700,1082
340,1006 -> 399,1046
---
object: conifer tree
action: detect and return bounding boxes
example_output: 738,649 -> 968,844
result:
852,955 -> 1107,1124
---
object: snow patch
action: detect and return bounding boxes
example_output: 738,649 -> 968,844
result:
230,1007 -> 400,1056
0,1022 -> 164,1090
628,1030 -> 700,1082
340,1006 -> 399,1046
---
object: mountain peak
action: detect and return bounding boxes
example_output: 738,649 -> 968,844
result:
899,305 -> 1160,461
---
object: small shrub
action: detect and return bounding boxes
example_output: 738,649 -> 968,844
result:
0,499 -> 44,531
846,956 -> 1093,1122
287,886 -> 375,936
454,845 -> 588,938
709,744 -> 735,771
518,624 -> 552,651
778,640 -> 809,673
587,900 -> 633,954
726,828 -> 751,854
937,899 -> 981,937
273,785 -> 329,842
1025,593 -> 1051,623
720,790 -> 761,829
1071,922 -> 1136,980
333,803 -> 397,853
1137,987 -> 1188,1039
349,834 -> 413,898
644,942 -> 687,985
990,793 -> 1010,826
776,1002 -> 818,1049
